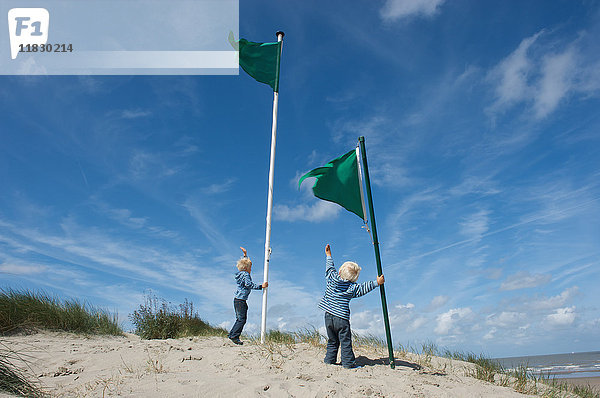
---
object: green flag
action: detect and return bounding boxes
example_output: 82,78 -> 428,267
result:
298,149 -> 365,220
229,32 -> 282,92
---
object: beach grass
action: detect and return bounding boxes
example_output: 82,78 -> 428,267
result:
1,288 -> 124,397
2,288 -> 597,397
427,344 -> 599,398
129,295 -> 227,340
0,340 -> 45,397
0,288 -> 122,336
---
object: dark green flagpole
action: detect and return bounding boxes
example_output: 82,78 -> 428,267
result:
358,136 -> 395,369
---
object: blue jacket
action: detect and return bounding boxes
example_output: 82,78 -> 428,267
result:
234,270 -> 262,300
318,256 -> 377,320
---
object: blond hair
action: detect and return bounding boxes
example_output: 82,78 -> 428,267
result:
339,261 -> 361,282
237,257 -> 252,272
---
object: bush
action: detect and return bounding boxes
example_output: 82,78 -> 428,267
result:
130,295 -> 227,339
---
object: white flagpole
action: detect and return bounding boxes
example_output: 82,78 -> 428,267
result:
261,31 -> 284,344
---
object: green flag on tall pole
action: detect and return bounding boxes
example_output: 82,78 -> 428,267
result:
230,31 -> 285,344
299,139 -> 396,369
229,32 -> 282,92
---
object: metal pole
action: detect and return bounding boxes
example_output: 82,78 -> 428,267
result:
358,136 -> 395,369
260,31 -> 284,344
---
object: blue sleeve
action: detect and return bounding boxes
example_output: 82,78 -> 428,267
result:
242,273 -> 261,290
325,256 -> 336,280
350,280 -> 377,298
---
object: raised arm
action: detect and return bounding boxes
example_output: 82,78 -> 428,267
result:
325,244 -> 336,279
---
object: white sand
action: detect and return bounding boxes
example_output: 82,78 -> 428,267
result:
2,331 -> 557,397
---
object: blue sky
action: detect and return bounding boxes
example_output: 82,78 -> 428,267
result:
1,0 -> 599,357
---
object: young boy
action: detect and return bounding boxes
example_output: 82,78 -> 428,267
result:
228,246 -> 268,345
319,244 -> 384,368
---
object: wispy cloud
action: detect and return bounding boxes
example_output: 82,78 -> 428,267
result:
129,150 -> 182,180
380,0 -> 446,22
487,32 -> 542,112
274,201 -> 341,223
182,198 -> 234,252
459,209 -> 491,242
500,271 -> 552,291
426,295 -> 449,312
120,109 -> 152,119
486,311 -> 527,328
487,29 -> 600,120
534,49 -> 576,118
275,174 -> 343,222
202,178 -> 237,195
0,262 -> 47,275
93,201 -> 179,239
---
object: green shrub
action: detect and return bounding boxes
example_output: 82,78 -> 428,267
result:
129,295 -> 227,339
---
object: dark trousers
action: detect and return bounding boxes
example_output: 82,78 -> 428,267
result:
324,312 -> 356,368
228,298 -> 248,339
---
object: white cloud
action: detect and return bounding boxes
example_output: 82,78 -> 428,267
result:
182,198 -> 233,251
202,178 -> 237,195
120,109 -> 151,119
546,306 -> 576,326
407,317 -> 427,332
486,311 -> 526,328
0,263 -> 47,275
534,49 -> 576,118
488,32 -> 541,110
380,0 -> 446,22
483,327 -> 497,340
94,201 -> 178,239
500,271 -> 552,291
449,176 -> 501,197
530,287 -> 579,310
426,295 -> 449,312
459,209 -> 490,241
487,29 -> 600,120
273,201 -> 341,223
434,307 -> 473,335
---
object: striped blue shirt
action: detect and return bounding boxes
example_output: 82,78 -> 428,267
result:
318,256 -> 377,320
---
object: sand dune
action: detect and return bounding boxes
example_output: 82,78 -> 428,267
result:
2,331 -> 560,397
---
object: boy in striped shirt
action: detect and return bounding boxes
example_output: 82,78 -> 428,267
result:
319,244 -> 385,369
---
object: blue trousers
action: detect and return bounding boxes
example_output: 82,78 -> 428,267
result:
324,312 -> 356,368
228,298 -> 247,339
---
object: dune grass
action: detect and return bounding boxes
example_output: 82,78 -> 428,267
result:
2,288 -> 597,398
422,343 -> 599,398
0,288 -> 122,336
0,340 -> 45,397
129,295 -> 227,340
1,288 -> 124,397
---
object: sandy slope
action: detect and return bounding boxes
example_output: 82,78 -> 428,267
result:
2,331 -> 547,397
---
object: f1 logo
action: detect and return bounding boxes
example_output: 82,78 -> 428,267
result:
8,8 -> 49,60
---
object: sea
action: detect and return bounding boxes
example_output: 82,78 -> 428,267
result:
494,351 -> 600,379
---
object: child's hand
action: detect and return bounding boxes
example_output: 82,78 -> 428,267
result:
262,282 -> 268,288
240,246 -> 247,257
325,244 -> 331,257
377,274 -> 385,285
